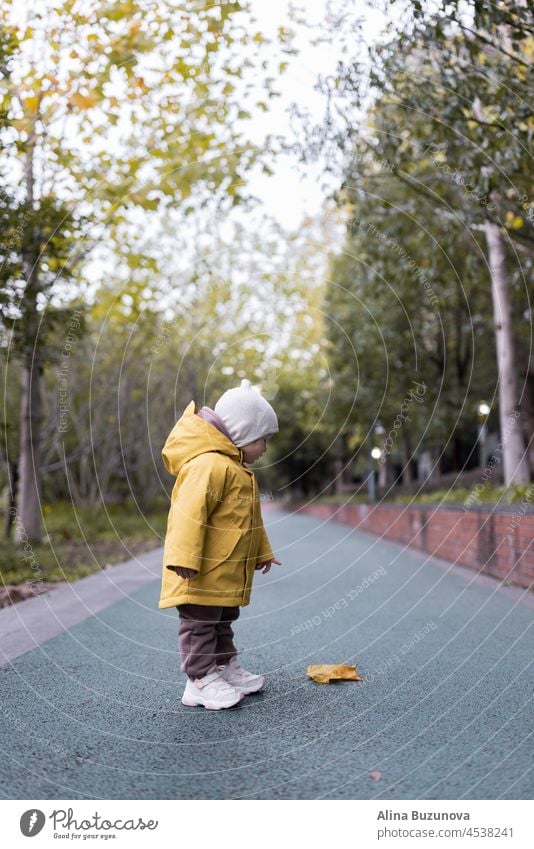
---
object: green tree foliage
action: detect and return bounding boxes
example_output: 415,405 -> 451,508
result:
0,0 -> 288,540
305,0 -> 533,487
327,175 -> 497,482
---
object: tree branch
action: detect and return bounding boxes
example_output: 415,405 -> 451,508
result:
449,16 -> 531,69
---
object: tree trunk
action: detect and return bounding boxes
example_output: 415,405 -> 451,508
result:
378,432 -> 394,489
377,451 -> 393,490
400,431 -> 416,484
333,432 -> 345,495
484,220 -> 530,485
16,362 -> 43,544
16,136 -> 44,544
15,130 -> 42,543
3,460 -> 18,540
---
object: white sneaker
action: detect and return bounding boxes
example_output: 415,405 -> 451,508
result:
181,666 -> 245,710
218,656 -> 265,694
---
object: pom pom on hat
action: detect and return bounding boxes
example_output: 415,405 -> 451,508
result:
214,378 -> 279,448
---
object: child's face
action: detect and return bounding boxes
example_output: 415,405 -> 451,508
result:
241,436 -> 268,464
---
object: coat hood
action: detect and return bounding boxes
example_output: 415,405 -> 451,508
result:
162,400 -> 242,477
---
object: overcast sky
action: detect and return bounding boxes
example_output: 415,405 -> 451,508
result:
241,0 -> 387,230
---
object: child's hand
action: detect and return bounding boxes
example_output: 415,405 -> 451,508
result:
255,557 -> 281,575
167,565 -> 197,580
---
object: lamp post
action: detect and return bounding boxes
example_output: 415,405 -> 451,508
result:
367,421 -> 386,502
478,402 -> 490,469
368,446 -> 382,501
374,421 -> 386,488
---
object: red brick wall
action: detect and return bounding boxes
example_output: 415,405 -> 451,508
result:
297,503 -> 534,590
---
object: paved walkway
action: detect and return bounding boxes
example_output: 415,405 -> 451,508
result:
0,508 -> 532,799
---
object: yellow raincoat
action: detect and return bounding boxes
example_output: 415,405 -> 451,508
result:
158,401 -> 275,608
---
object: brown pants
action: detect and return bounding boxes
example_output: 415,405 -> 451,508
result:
177,604 -> 240,680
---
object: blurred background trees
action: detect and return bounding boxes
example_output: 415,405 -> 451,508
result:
0,0 -> 293,541
302,0 -> 533,493
1,0 -> 533,567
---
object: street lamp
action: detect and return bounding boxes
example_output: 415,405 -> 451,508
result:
374,422 -> 386,491
367,447 -> 382,501
477,402 -> 490,468
367,421 -> 386,502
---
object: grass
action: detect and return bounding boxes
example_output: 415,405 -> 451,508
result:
1,500 -> 168,587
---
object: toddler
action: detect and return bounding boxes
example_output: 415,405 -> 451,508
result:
159,378 -> 281,710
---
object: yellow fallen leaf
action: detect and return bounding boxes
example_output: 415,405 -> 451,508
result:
307,664 -> 363,684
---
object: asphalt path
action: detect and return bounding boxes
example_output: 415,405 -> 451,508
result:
0,507 -> 532,800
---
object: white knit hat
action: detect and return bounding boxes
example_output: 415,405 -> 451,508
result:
214,378 -> 279,448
